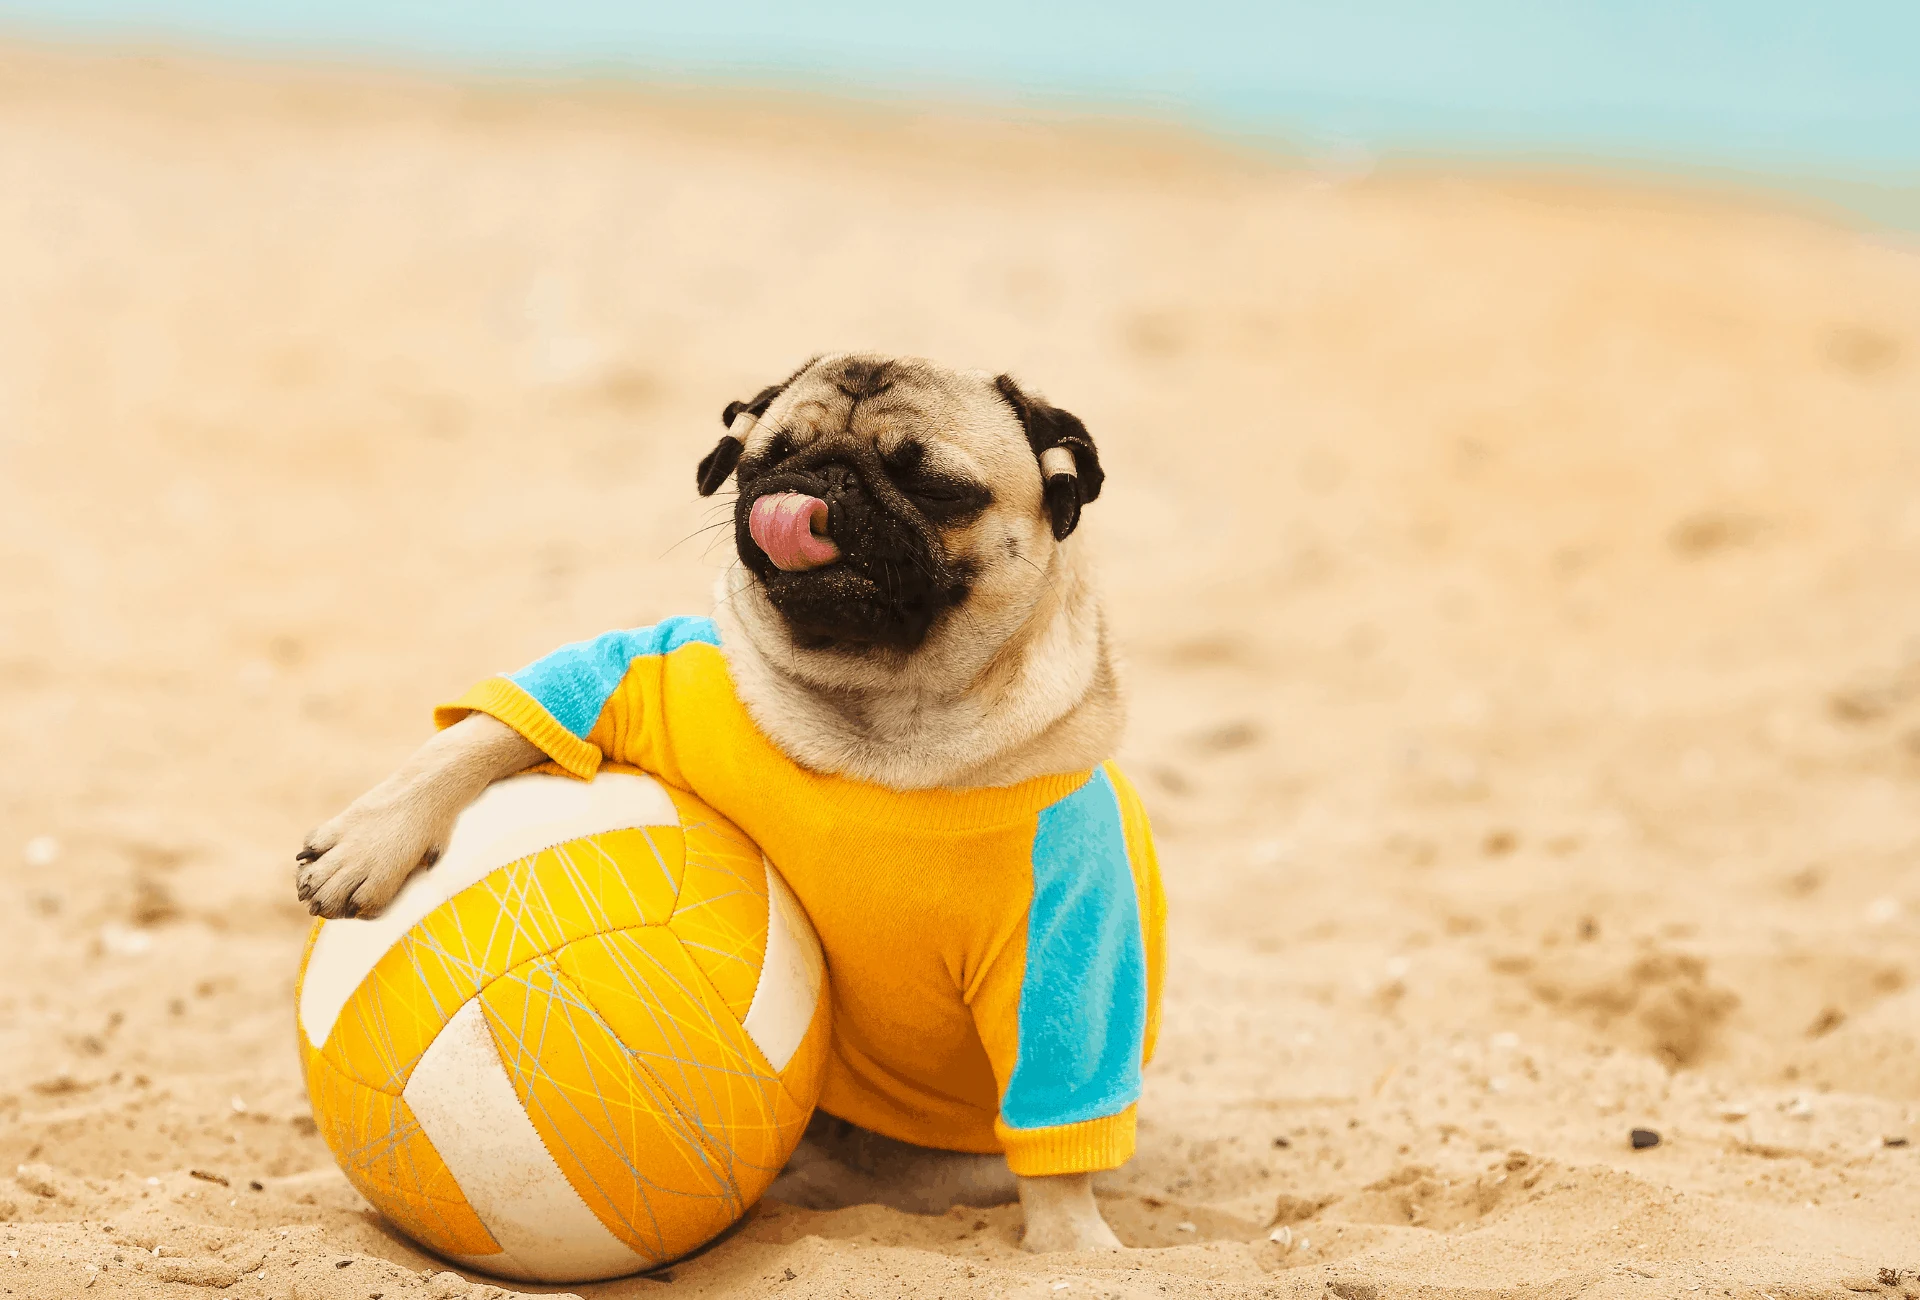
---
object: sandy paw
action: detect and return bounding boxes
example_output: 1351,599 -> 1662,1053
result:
293,806 -> 443,919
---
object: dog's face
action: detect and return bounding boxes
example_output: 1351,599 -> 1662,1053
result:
697,354 -> 1102,659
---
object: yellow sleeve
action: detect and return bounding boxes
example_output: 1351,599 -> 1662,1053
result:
432,618 -> 721,780
1107,764 -> 1166,1066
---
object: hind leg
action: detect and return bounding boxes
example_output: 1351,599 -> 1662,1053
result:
766,1115 -> 1122,1251
767,1114 -> 1018,1214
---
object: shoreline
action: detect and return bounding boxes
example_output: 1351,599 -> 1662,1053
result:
3,30 -> 1916,234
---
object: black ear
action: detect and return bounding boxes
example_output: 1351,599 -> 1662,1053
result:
719,381 -> 789,430
698,378 -> 796,497
695,436 -> 744,496
994,375 -> 1104,540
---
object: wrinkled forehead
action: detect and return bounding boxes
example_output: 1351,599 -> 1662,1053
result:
757,355 -> 1030,479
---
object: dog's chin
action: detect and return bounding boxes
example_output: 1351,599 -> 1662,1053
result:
754,566 -> 946,655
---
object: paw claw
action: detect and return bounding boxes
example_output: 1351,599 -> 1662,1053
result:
294,847 -> 322,864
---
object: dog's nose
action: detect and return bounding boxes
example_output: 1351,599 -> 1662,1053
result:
815,462 -> 855,497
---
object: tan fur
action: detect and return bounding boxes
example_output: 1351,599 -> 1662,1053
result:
293,353 -> 1129,1251
715,353 -> 1124,790
293,713 -> 540,919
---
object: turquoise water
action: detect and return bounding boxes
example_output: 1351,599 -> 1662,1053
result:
5,2 -> 1916,197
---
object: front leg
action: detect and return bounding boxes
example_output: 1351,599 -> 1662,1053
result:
295,713 -> 540,919
1016,1173 -> 1123,1253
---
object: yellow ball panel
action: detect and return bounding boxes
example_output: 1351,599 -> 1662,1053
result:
559,928 -> 796,1176
298,1036 -> 502,1260
663,786 -> 769,1022
477,947 -> 752,1264
319,825 -> 685,1091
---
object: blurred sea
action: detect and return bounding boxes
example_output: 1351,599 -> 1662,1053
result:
2,0 -> 1916,228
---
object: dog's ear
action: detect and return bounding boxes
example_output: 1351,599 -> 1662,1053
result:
696,436 -> 745,497
719,381 -> 789,431
994,375 -> 1104,540
697,381 -> 789,497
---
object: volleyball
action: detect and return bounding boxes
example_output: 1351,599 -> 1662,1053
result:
294,769 -> 830,1283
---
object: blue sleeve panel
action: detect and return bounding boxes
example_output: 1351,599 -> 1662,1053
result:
1001,767 -> 1149,1131
505,616 -> 721,739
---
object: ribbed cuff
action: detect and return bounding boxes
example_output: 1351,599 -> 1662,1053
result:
996,1107 -> 1137,1176
433,678 -> 602,780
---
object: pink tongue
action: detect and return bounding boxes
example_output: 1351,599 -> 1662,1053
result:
749,493 -> 841,571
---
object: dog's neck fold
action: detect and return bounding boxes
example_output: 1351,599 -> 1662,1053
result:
713,544 -> 1124,791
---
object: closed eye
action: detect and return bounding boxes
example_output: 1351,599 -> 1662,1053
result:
905,480 -> 965,503
900,475 -> 990,520
879,441 -> 989,517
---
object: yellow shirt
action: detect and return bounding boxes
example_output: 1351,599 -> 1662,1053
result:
436,617 -> 1163,1177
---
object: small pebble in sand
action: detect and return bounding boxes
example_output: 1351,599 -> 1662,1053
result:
1884,1136 -> 1910,1148
1177,1222 -> 1196,1233
1269,1226 -> 1294,1250
229,1096 -> 248,1114
23,836 -> 59,868
1630,1128 -> 1661,1150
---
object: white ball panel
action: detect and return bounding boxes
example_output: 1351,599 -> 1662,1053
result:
742,862 -> 826,1074
404,998 -> 649,1282
299,771 -> 679,1049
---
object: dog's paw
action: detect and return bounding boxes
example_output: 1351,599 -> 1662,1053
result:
1020,1213 -> 1123,1254
295,793 -> 447,920
1017,1174 -> 1124,1254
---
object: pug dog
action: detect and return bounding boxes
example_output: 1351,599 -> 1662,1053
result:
294,353 -> 1154,1256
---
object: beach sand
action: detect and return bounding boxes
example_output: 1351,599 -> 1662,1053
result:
2,41 -> 1918,1299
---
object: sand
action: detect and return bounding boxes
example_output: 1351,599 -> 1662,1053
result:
2,39 -> 1918,1300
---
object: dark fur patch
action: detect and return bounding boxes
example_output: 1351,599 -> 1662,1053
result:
992,374 -> 1104,539
696,436 -> 744,496
705,358 -> 821,495
833,357 -> 895,402
1042,474 -> 1082,540
735,437 -> 976,653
